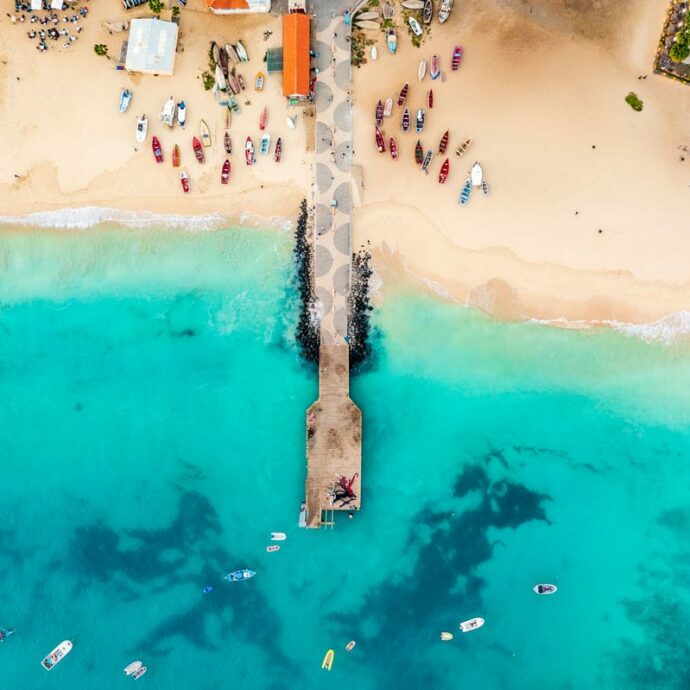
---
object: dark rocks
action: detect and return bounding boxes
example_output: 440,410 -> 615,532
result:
293,199 -> 319,363
347,246 -> 374,370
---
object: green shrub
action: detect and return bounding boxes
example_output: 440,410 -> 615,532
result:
148,0 -> 163,13
625,92 -> 644,112
670,41 -> 690,62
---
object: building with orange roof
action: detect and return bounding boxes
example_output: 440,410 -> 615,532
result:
206,0 -> 270,14
282,12 -> 311,101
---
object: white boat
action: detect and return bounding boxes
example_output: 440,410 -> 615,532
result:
533,583 -> 557,595
383,98 -> 393,117
271,532 -> 287,541
418,60 -> 427,81
357,20 -> 380,30
177,101 -> 186,128
459,617 -> 484,633
119,88 -> 132,113
286,116 -> 296,130
439,0 -> 453,23
132,666 -> 147,680
408,17 -> 423,36
225,43 -> 240,65
215,65 -> 227,91
298,501 -> 307,527
371,45 -> 378,61
160,97 -> 175,127
235,40 -> 249,62
124,661 -> 143,676
356,10 -> 379,20
402,0 -> 424,7
440,632 -> 453,641
41,640 -> 73,670
226,569 -> 256,582
135,115 -> 148,143
471,162 -> 483,187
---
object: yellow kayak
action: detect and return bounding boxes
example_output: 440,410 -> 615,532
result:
321,649 -> 334,671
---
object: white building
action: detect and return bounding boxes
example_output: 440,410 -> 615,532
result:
125,18 -> 179,76
206,0 -> 270,14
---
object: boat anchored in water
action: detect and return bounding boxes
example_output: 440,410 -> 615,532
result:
132,666 -> 147,680
41,641 -> 73,671
440,632 -> 454,641
460,617 -> 484,633
321,649 -> 335,671
124,661 -> 143,676
271,532 -> 287,541
226,569 -> 256,582
534,583 -> 557,595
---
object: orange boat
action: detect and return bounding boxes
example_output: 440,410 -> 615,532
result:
172,144 -> 180,168
438,157 -> 450,184
438,130 -> 449,154
259,106 -> 268,131
221,159 -> 230,185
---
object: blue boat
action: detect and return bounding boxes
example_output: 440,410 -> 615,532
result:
119,88 -> 132,114
459,177 -> 472,206
0,629 -> 15,642
225,569 -> 256,582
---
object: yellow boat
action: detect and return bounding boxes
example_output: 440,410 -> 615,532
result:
321,649 -> 334,671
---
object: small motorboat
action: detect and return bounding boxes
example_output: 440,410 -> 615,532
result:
534,583 -> 557,595
345,640 -> 356,651
274,137 -> 283,162
459,177 -> 472,205
452,46 -> 463,70
438,157 -> 450,183
224,130 -> 232,154
383,98 -> 393,117
389,137 -> 398,159
225,42 -> 240,65
397,82 -> 409,107
259,106 -> 268,131
132,666 -> 147,680
177,101 -> 186,128
160,96 -> 175,127
152,136 -> 163,163
401,0 -> 424,7
286,116 -> 296,130
418,59 -> 427,81
135,115 -> 148,143
421,149 -> 433,173
460,617 -> 484,633
41,640 -> 73,671
415,139 -> 424,165
271,532 -> 287,541
482,179 -> 490,195
456,137 -> 472,157
386,28 -> 397,54
225,569 -> 256,582
439,0 -> 453,23
471,161 -> 483,186
321,649 -> 334,671
235,39 -> 249,62
124,661 -> 143,676
172,144 -> 180,167
430,55 -> 440,80
228,72 -> 241,95
375,127 -> 385,153
408,17 -> 422,36
200,119 -> 211,147
371,45 -> 378,60
423,0 -> 433,23
382,2 -> 394,18
415,108 -> 425,133
440,632 -> 454,641
245,136 -> 255,165
266,545 -> 280,553
260,132 -> 271,155
401,107 -> 411,132
375,99 -> 384,126
119,88 -> 132,113
180,170 -> 190,193
255,71 -> 265,91
427,89 -> 433,109
192,137 -> 205,163
221,159 -> 230,184
438,130 -> 449,154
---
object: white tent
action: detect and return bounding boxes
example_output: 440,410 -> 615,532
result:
50,0 -> 64,9
31,0 -> 42,10
125,18 -> 178,76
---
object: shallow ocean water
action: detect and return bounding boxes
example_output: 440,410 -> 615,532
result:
0,224 -> 689,690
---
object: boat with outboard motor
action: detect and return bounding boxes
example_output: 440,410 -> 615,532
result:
119,88 -> 132,113
41,641 -> 73,670
226,569 -> 256,581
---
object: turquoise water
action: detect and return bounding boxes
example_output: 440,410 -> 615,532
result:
1,225 -> 689,690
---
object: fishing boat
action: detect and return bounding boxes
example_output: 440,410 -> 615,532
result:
221,159 -> 230,184
401,107 -> 411,132
459,177 -> 471,205
438,130 -> 449,154
245,137 -> 255,165
383,98 -> 393,117
321,649 -> 335,671
177,101 -> 186,128
124,661 -> 143,676
482,179 -> 490,196
211,41 -> 220,66
438,157 -> 450,183
172,144 -> 180,167
408,16 -> 422,36
235,39 -> 249,62
386,28 -> 397,54
192,137 -> 205,163
298,501 -> 307,528
389,137 -> 398,159
132,666 -> 147,680
224,130 -> 232,154
181,170 -> 190,193
430,55 -> 440,80
346,640 -> 356,651
415,139 -> 424,165
40,641 -> 73,671
135,115 -> 148,143
274,137 -> 283,162
286,116 -> 296,130
396,82 -> 409,106
356,20 -> 380,30
266,545 -> 280,553
440,632 -> 454,641
452,45 -> 463,70
375,100 -> 384,126
259,106 -> 268,130
119,88 -> 132,113
427,89 -> 433,109
271,532 -> 287,541
219,46 -> 229,77
375,127 -> 385,153
418,59 -> 427,81
533,583 -> 557,595
423,0 -> 433,23
371,46 -> 378,60
229,96 -> 241,114
460,617 -> 484,632
356,10 -> 379,20
224,106 -> 231,128
455,138 -> 472,157
200,120 -> 211,147
228,72 -> 241,95
401,0 -> 424,7
421,149 -> 433,173
471,161 -> 483,186
439,0 -> 453,23
160,96 -> 175,127
225,42 -> 240,65
260,132 -> 271,155
415,108 -> 425,133
382,2 -> 394,18
152,136 -> 163,163
225,568 -> 256,581
238,73 -> 246,91
255,71 -> 265,91
215,65 -> 227,91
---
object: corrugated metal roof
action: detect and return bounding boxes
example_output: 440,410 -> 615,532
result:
282,13 -> 310,98
125,18 -> 178,75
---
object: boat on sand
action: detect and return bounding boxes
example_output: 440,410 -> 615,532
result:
401,107 -> 411,132
459,177 -> 472,205
383,2 -> 394,19
356,20 -> 380,30
356,10 -> 379,20
383,98 -> 393,117
421,149 -> 433,173
371,46 -> 378,60
259,106 -> 268,131
427,89 -> 433,109
386,28 -> 397,54
221,159 -> 230,184
439,0 -> 453,23
418,60 -> 427,81
482,179 -> 490,195
397,82 -> 409,106
172,144 -> 180,167
375,99 -> 384,126
415,108 -> 425,133
375,127 -> 386,153
430,55 -> 440,80
119,88 -> 132,113
151,136 -> 163,163
160,96 -> 175,127
225,43 -> 240,65
235,40 -> 249,62
460,617 -> 484,632
274,137 -> 283,162
177,101 -> 186,128
255,71 -> 265,91
402,0 -> 424,8
408,17 -> 422,36
456,138 -> 472,157
192,137 -> 205,163
180,170 -> 190,193
200,119 -> 211,147
135,115 -> 148,143
224,130 -> 232,154
415,139 -> 423,165
438,130 -> 449,154
41,641 -> 72,671
438,157 -> 450,183
260,132 -> 271,155
452,46 -> 463,70
471,161 -> 483,186
390,137 -> 398,159
423,0 -> 433,23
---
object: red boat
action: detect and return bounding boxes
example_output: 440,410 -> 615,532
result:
396,82 -> 409,107
274,137 -> 283,162
152,136 -> 163,163
401,107 -> 411,132
221,159 -> 231,185
245,136 -> 255,165
452,46 -> 463,71
259,106 -> 268,131
192,137 -> 205,164
180,170 -> 190,193
375,127 -> 385,153
415,139 -> 423,165
389,137 -> 398,160
427,89 -> 434,109
438,130 -> 449,154
375,99 -> 384,126
438,158 -> 450,184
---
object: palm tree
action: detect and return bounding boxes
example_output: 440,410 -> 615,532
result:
94,44 -> 108,58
